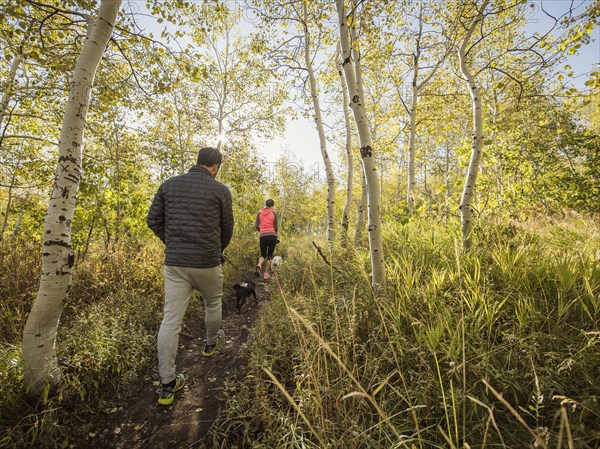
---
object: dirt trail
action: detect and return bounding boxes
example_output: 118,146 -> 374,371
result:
74,271 -> 271,449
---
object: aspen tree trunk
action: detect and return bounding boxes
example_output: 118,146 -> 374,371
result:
0,172 -> 16,240
279,194 -> 287,231
10,211 -> 24,241
393,154 -> 404,208
114,121 -> 122,244
423,163 -> 433,216
406,2 -> 447,213
354,170 -> 367,245
216,112 -> 225,152
174,98 -> 186,173
488,90 -> 503,207
406,12 -> 422,214
22,0 -> 121,394
405,9 -> 420,213
457,0 -> 489,250
303,2 -> 335,243
216,30 -> 230,153
0,54 -> 22,129
406,76 -> 418,212
0,28 -> 32,129
445,144 -> 451,219
337,0 -> 385,292
338,48 -> 353,247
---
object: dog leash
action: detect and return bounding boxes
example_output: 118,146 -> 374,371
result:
222,254 -> 238,270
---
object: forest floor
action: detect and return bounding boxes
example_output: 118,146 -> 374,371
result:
69,268 -> 271,449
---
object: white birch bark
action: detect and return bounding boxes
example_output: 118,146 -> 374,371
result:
407,70 -> 418,211
458,0 -> 490,250
0,27 -> 32,130
0,54 -> 23,130
215,27 -> 230,153
1,172 -> 16,240
114,121 -> 122,242
10,211 -> 24,241
445,144 -> 452,219
406,4 -> 423,211
304,2 -> 335,243
22,0 -> 122,394
337,0 -> 385,292
338,48 -> 353,247
488,83 -> 503,207
406,2 -> 452,212
176,100 -> 186,173
354,169 -> 367,245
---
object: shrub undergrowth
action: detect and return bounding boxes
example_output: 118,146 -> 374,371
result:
0,239 -> 165,448
210,217 -> 600,448
0,234 -> 251,448
2,219 -> 599,448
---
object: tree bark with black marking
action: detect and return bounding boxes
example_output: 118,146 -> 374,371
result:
336,0 -> 385,293
304,2 -> 336,243
22,0 -> 122,394
457,0 -> 490,250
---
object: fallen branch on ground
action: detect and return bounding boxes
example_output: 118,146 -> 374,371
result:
312,241 -> 344,275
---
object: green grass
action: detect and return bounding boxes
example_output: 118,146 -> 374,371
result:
0,239 -> 165,448
0,234 -> 255,448
0,237 -> 42,344
210,217 -> 600,448
2,219 -> 599,448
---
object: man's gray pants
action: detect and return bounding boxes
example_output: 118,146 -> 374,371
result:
158,264 -> 223,385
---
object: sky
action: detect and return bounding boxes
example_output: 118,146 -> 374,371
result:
257,1 -> 600,176
133,0 -> 599,177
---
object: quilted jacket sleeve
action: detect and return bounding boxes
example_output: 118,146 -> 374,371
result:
146,185 -> 165,243
220,186 -> 234,251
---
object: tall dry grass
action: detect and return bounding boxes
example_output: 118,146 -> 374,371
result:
210,217 -> 600,448
0,239 -> 165,448
0,234 -> 255,448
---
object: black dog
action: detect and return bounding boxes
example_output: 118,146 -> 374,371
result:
233,281 -> 257,314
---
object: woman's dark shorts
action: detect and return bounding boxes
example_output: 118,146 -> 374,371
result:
260,235 -> 278,259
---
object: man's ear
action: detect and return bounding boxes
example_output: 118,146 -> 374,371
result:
208,164 -> 220,177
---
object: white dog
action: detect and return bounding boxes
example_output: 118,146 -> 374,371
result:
271,255 -> 283,269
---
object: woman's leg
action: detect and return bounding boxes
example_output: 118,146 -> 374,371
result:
263,236 -> 277,279
263,259 -> 271,278
257,236 -> 268,274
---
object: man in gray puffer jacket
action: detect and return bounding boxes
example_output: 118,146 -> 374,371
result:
147,147 -> 234,406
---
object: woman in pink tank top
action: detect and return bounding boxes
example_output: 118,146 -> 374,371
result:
255,199 -> 278,280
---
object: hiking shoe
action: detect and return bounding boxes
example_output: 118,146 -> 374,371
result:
202,329 -> 225,357
157,373 -> 185,406
254,266 -> 261,277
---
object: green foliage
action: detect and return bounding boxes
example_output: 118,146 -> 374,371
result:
69,240 -> 164,305
557,0 -> 599,54
0,342 -> 67,449
0,344 -> 24,422
0,240 -> 164,448
211,218 -> 600,448
265,154 -> 326,236
0,231 -> 275,447
0,238 -> 41,343
1,0 -> 599,446
73,126 -> 158,249
58,294 -> 160,401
